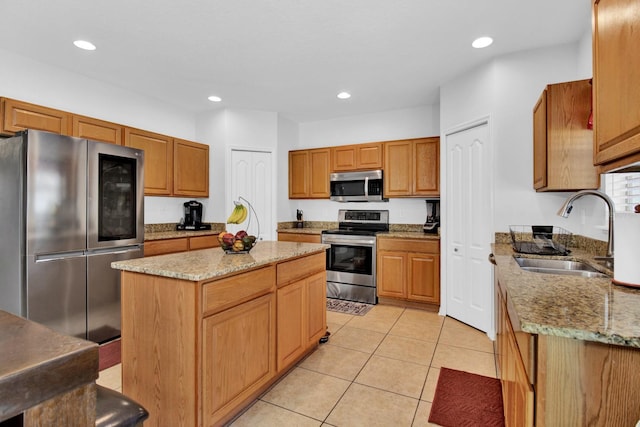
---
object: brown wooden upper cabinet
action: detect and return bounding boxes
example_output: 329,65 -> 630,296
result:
0,97 -> 71,136
288,148 -> 330,199
384,137 -> 439,197
533,79 -> 599,191
72,115 -> 123,145
593,0 -> 640,171
124,127 -> 174,196
331,142 -> 383,171
173,138 -> 209,197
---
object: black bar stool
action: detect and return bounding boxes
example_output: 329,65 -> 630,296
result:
96,385 -> 149,427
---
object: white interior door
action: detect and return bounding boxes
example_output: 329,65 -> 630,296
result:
229,149 -> 273,241
444,120 -> 493,334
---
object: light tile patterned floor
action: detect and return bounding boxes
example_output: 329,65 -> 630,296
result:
97,305 -> 497,426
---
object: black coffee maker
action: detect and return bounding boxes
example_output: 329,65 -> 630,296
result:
423,199 -> 440,234
177,200 -> 211,230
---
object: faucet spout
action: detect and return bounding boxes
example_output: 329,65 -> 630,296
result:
557,190 -> 615,258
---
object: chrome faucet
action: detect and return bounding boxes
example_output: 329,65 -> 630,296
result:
557,190 -> 615,265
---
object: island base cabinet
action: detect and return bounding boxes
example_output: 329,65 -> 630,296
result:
277,270 -> 326,372
536,335 -> 640,427
203,293 -> 276,426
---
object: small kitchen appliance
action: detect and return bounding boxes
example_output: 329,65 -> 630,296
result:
321,209 -> 389,304
177,200 -> 211,230
423,199 -> 440,234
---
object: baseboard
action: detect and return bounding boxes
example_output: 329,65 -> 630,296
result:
98,338 -> 121,371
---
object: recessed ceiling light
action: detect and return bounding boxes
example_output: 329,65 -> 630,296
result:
472,36 -> 493,49
73,40 -> 96,51
208,95 -> 222,102
337,92 -> 351,100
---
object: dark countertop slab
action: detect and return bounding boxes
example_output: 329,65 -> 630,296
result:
0,310 -> 98,421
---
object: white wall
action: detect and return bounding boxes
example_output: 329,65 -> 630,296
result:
293,105 -> 441,223
440,41 -> 607,241
0,47 -> 207,225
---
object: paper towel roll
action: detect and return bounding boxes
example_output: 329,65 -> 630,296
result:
613,213 -> 640,287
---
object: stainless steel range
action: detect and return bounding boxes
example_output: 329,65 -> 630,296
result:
322,210 -> 389,304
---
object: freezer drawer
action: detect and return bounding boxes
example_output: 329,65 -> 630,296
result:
26,252 -> 87,339
87,245 -> 143,343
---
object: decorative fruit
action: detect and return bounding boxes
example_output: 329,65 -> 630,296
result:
222,233 -> 235,246
217,231 -> 227,244
232,240 -> 245,252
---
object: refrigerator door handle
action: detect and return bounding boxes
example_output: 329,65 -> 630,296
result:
35,251 -> 86,262
86,245 -> 143,257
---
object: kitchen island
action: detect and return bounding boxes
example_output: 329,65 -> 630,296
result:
112,241 -> 328,427
492,243 -> 640,426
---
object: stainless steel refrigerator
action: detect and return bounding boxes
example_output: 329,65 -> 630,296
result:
0,129 -> 144,343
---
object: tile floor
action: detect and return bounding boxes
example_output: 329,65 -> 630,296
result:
97,304 -> 497,426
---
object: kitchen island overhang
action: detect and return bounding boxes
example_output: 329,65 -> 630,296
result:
112,241 -> 329,427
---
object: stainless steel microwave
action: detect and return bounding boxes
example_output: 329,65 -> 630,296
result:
329,170 -> 385,202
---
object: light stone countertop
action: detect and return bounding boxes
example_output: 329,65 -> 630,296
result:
493,243 -> 640,348
113,241 -> 328,282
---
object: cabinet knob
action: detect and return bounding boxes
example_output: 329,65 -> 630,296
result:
454,248 -> 459,252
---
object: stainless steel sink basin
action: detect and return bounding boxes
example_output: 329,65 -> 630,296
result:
513,256 -> 609,278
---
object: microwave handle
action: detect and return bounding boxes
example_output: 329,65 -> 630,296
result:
364,176 -> 369,197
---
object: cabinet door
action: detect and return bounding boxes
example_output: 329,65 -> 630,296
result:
202,293 -> 276,425
357,142 -> 383,169
124,128 -> 173,195
532,91 -> 548,190
309,148 -> 330,198
306,271 -> 327,346
384,141 -> 412,196
174,138 -> 209,197
276,280 -> 306,371
413,138 -> 439,195
593,0 -> 640,166
72,115 -> 122,145
1,97 -> 70,136
377,251 -> 406,298
407,253 -> 440,304
289,150 -> 309,198
332,145 -> 358,171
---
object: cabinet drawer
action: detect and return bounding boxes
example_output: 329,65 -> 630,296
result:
203,266 -> 276,316
377,238 -> 439,253
144,238 -> 189,256
190,234 -> 220,250
277,233 -> 321,243
276,252 -> 325,286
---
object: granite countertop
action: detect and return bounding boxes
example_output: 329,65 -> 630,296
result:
493,243 -> 640,348
113,241 -> 329,282
145,229 -> 223,241
0,310 -> 98,421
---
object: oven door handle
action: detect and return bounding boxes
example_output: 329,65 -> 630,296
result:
322,237 -> 376,246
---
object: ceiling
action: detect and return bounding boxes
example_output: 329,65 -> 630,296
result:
0,1 -> 591,123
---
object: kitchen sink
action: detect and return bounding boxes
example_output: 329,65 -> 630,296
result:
513,256 -> 610,278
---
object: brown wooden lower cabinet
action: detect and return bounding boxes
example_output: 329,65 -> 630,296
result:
377,237 -> 440,304
121,251 -> 326,426
496,278 -> 640,426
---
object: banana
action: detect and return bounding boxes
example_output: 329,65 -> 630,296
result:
226,203 -> 248,224
236,205 -> 248,223
226,204 -> 243,224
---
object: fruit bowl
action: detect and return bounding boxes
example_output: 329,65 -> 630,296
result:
218,231 -> 257,254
